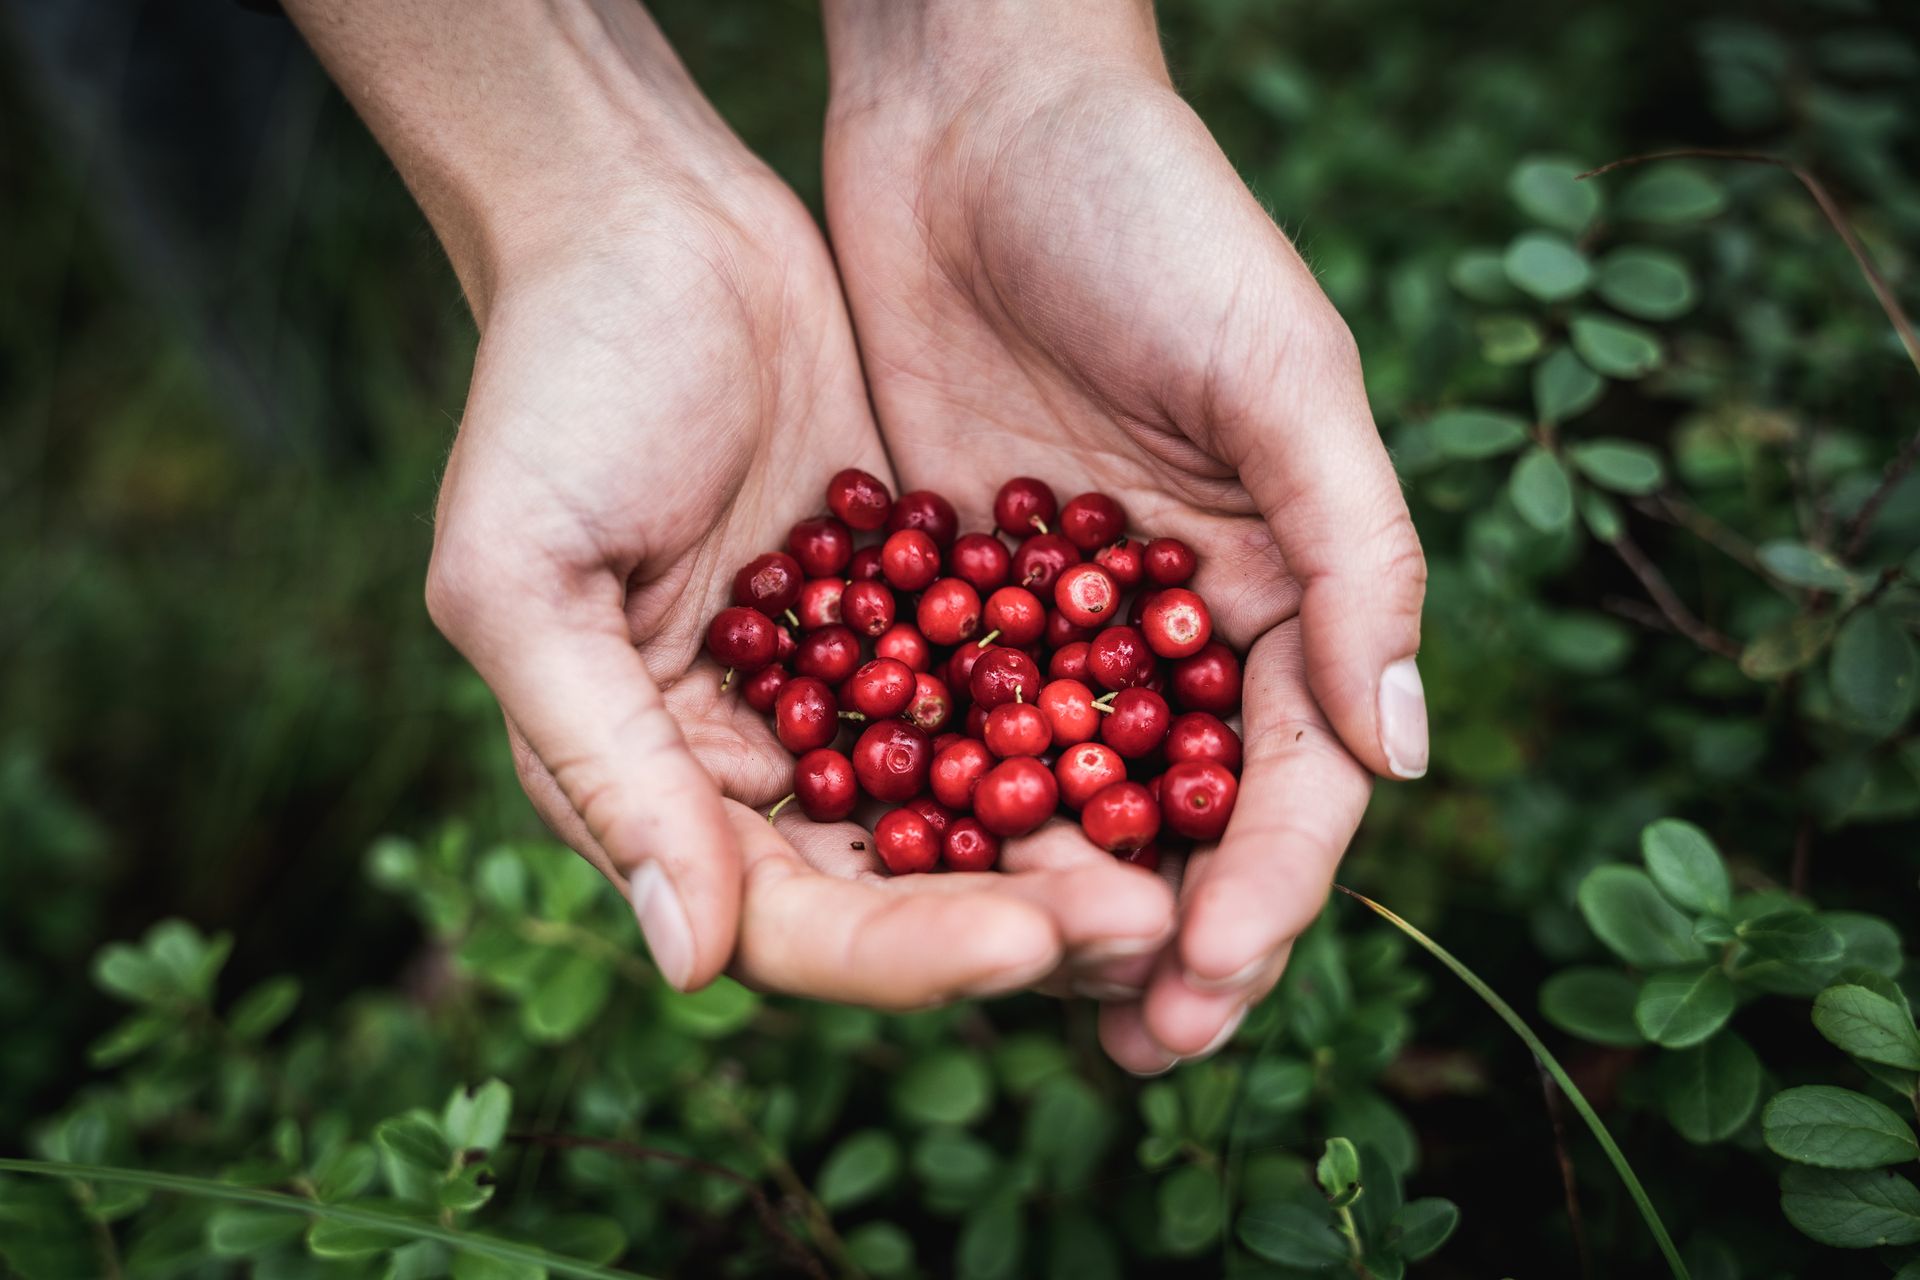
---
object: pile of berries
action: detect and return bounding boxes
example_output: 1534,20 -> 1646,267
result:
705,470 -> 1244,875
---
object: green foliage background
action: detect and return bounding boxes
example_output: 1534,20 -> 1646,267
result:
2,1 -> 1917,1276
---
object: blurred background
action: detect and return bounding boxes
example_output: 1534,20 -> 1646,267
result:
2,1 -> 1917,1277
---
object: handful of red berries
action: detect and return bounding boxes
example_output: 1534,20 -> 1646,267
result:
706,470 -> 1244,876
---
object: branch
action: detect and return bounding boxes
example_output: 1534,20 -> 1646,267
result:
1842,427 -> 1920,561
1537,1061 -> 1594,1280
1631,493 -> 1760,574
1608,529 -> 1742,659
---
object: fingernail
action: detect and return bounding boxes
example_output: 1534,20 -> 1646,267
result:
1072,979 -> 1145,1001
1077,933 -> 1171,967
629,862 -> 695,991
1378,656 -> 1429,780
1184,953 -> 1268,995
1127,1054 -> 1180,1079
1194,1006 -> 1247,1059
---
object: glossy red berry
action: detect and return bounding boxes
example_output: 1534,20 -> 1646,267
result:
848,657 -> 915,719
1055,742 -> 1127,810
792,624 -> 861,684
906,672 -> 954,732
851,718 -> 933,804
930,737 -> 993,810
1144,537 -> 1197,587
905,795 -> 957,839
964,703 -> 989,739
707,606 -> 778,670
974,757 -> 1059,837
1141,587 -> 1212,659
827,467 -> 893,531
1170,642 -> 1243,714
1059,492 -> 1127,551
943,818 -> 1001,872
841,580 -> 897,637
874,807 -> 939,874
793,748 -> 858,822
887,490 -> 959,549
1094,538 -> 1145,588
950,532 -> 1013,593
969,647 -> 1042,710
880,528 -> 942,591
1081,781 -> 1161,852
787,517 -> 853,577
1160,760 -> 1238,840
982,586 -> 1047,647
847,545 -> 885,582
1012,532 -> 1079,592
1054,562 -> 1119,627
741,664 -> 789,713
796,577 -> 846,630
916,578 -> 982,646
1088,625 -> 1156,690
775,676 -> 841,753
1121,843 -> 1162,873
1049,641 -> 1091,681
1166,711 -> 1243,770
1037,678 -> 1099,747
774,625 -> 797,663
1100,687 -> 1172,758
984,702 -> 1052,758
875,623 -> 932,672
731,552 -> 804,615
994,476 -> 1058,536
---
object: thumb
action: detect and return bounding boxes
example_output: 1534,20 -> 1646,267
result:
1234,316 -> 1429,780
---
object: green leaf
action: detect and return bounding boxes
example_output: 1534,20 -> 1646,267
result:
1757,540 -> 1859,592
1315,1138 -> 1361,1203
1025,1077 -> 1111,1191
816,1130 -> 899,1210
1538,612 -> 1633,675
1245,1057 -> 1315,1113
1570,313 -> 1664,379
308,1211 -> 415,1260
1157,1165 -> 1225,1254
1533,346 -> 1605,422
1780,1166 -> 1920,1248
1595,247 -> 1697,320
522,949 -> 612,1044
1831,607 -> 1918,730
1617,164 -> 1726,224
1390,1198 -> 1460,1261
208,1207 -> 306,1256
450,1248 -> 545,1280
228,978 -> 301,1042
373,1116 -> 451,1176
1569,440 -> 1666,494
1540,968 -> 1646,1047
1477,314 -> 1544,365
91,945 -> 174,1006
1764,1087 -> 1920,1169
533,1215 -> 626,1265
1740,613 -> 1838,681
313,1145 -> 377,1203
957,1197 -> 1024,1280
844,1222 -> 914,1278
1634,967 -> 1735,1048
1579,489 -> 1623,543
1448,248 -> 1518,303
1661,1032 -> 1762,1144
1813,985 -> 1920,1069
894,1051 -> 993,1128
659,977 -> 760,1038
1428,408 -> 1531,460
87,1013 -> 174,1067
1510,447 -> 1574,533
1578,866 -> 1707,968
1509,156 -> 1600,233
1737,912 -> 1844,965
1504,232 -> 1592,302
439,1166 -> 497,1214
443,1081 -> 513,1154
1238,1203 -> 1349,1269
1639,819 -> 1731,915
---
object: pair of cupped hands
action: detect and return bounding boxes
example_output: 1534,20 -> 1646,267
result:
376,1 -> 1428,1074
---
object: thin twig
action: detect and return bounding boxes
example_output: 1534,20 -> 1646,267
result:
1537,1061 -> 1595,1280
1608,529 -> 1741,659
1842,428 -> 1920,561
1632,495 -> 1760,574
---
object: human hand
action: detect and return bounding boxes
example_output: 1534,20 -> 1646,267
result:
822,0 -> 1428,1064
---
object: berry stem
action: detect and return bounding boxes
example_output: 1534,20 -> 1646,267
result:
720,668 -> 735,691
766,793 -> 796,822
838,710 -> 867,721
976,629 -> 1001,649
784,609 -> 799,627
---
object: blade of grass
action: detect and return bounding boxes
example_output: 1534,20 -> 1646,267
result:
1331,885 -> 1690,1280
0,1157 -> 651,1280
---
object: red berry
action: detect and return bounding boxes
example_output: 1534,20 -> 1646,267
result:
1160,760 -> 1238,840
1059,492 -> 1126,551
1054,562 -> 1119,627
1049,641 -> 1092,681
932,731 -> 964,754
796,578 -> 846,631
1012,532 -> 1079,591
1043,608 -> 1092,650
1121,843 -> 1162,873
1081,780 -> 1161,852
874,807 -> 939,874
851,718 -> 933,804
964,703 -> 989,739
793,624 -> 861,684
1094,538 -> 1145,588
775,676 -> 841,753
827,467 -> 893,531
1037,678 -> 1099,747
887,490 -> 959,548
950,532 -> 1013,593
731,552 -> 804,615
905,795 -> 957,839
793,748 -> 858,821
943,817 -> 1001,872
1141,588 -> 1212,659
974,757 -> 1059,837
875,623 -> 932,672
969,647 -> 1042,710
1088,625 -> 1156,690
906,672 -> 954,732
787,517 -> 853,577
1128,588 -> 1158,629
1166,711 -> 1243,770
848,546 -> 885,582
930,737 -> 993,810
881,528 -> 942,592
1170,642 -> 1242,714
985,702 -> 1052,758
946,641 -> 994,698
983,586 -> 1047,646
1144,537 -> 1197,586
774,625 -> 797,662
1055,742 -> 1127,810
1100,687 -> 1171,758
848,657 -> 915,719
842,580 -> 897,637
742,664 -> 789,713
707,606 -> 778,670
917,578 -> 983,646
994,477 -> 1058,536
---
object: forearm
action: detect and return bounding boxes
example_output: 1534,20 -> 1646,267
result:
284,0 -> 748,311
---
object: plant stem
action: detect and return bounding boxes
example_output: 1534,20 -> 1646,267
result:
1608,527 -> 1740,659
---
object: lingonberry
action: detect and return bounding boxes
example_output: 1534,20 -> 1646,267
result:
887,490 -> 959,549
1054,562 -> 1119,627
906,795 -> 957,839
1166,711 -> 1243,770
916,578 -> 982,646
875,622 -> 932,671
1045,608 -> 1094,649
793,747 -> 858,822
994,476 -> 1058,536
1100,687 -> 1172,758
848,546 -> 885,582
1094,538 -> 1144,588
964,703 -> 989,739
731,551 -> 804,615
1012,532 -> 1079,591
774,625 -> 796,663
1160,759 -> 1238,840
932,731 -> 964,755
943,818 -> 1001,872
827,467 -> 893,531
930,737 -> 993,809
1144,536 -> 1197,586
880,528 -> 942,592
982,586 -> 1047,647
792,624 -> 861,684
796,577 -> 846,631
1088,625 -> 1156,690
1059,492 -> 1127,551
1170,642 -> 1243,714
1054,741 -> 1127,810
1121,843 -> 1162,873
1081,780 -> 1161,852
974,757 -> 1059,837
742,664 -> 789,714
946,641 -> 994,698
1037,679 -> 1098,748
985,702 -> 1052,758
707,606 -> 778,671
787,517 -> 853,577
1048,640 -> 1091,681
874,807 -> 939,874
841,580 -> 897,637
848,657 -> 915,719
851,718 -> 933,804
969,647 -> 1042,710
774,676 -> 841,754
906,672 -> 954,732
1141,587 -> 1212,659
950,532 -> 1013,593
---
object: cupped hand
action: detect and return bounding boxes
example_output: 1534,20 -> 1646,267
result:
823,23 -> 1428,1064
